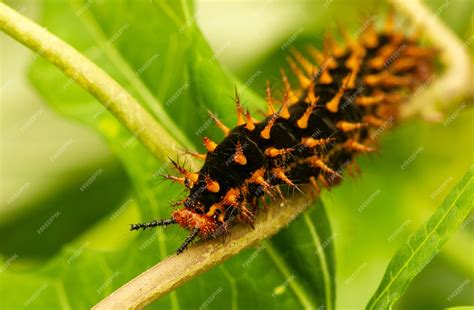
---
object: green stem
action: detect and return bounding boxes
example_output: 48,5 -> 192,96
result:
0,3 -> 186,165
71,0 -> 193,150
394,0 -> 472,120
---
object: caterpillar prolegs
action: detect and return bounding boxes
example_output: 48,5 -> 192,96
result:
131,14 -> 435,254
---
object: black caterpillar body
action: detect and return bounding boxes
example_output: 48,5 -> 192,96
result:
131,17 -> 435,254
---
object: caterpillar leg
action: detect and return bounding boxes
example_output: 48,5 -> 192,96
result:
176,228 -> 200,254
131,218 -> 200,254
130,218 -> 176,231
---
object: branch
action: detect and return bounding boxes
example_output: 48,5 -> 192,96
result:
93,192 -> 314,310
0,3 -> 185,164
394,0 -> 472,121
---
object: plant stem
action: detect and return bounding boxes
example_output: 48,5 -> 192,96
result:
394,0 -> 472,120
92,192 -> 315,310
0,3 -> 185,164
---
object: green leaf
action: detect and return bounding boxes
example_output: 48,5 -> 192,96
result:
0,159 -> 130,259
367,167 -> 474,310
186,27 -> 267,127
270,200 -> 336,309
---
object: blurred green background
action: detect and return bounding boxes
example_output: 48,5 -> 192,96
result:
1,0 -> 473,309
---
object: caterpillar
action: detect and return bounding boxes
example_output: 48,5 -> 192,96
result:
130,13 -> 435,254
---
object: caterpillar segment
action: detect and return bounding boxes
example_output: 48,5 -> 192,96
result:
131,15 -> 435,254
